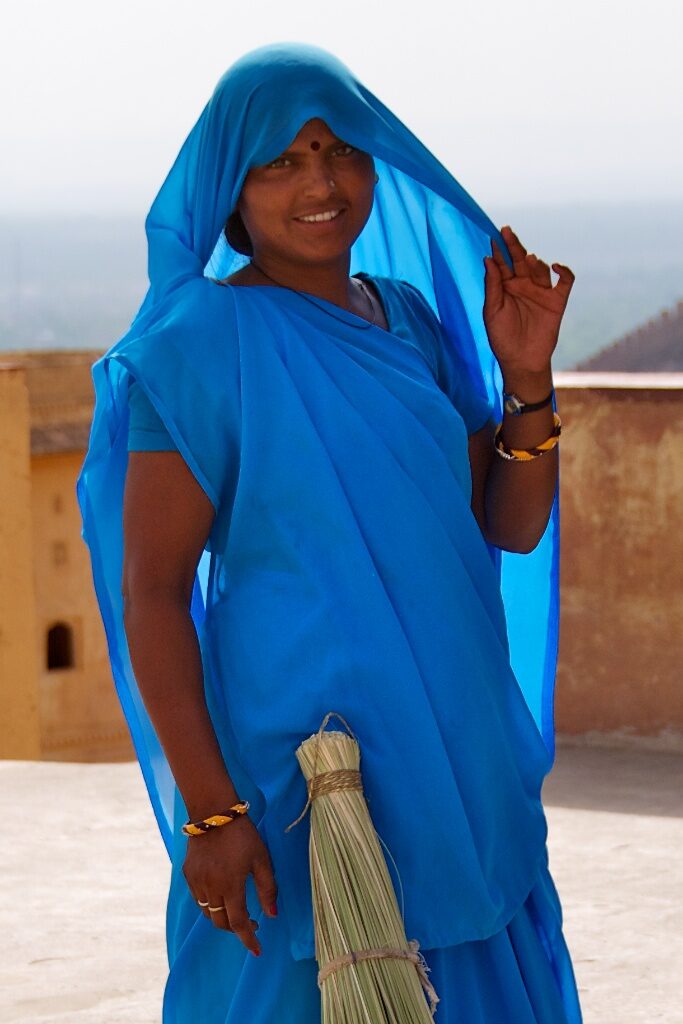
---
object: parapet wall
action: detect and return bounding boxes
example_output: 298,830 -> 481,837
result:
0,367 -> 42,758
553,372 -> 683,746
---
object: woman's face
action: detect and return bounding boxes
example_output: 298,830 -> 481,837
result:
236,118 -> 376,265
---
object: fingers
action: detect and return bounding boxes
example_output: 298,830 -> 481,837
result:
527,253 -> 552,288
489,238 -> 514,280
195,889 -> 261,946
182,824 -> 274,955
493,233 -> 547,284
551,262 -> 576,300
490,226 -> 575,298
193,885 -> 230,928
183,877 -> 216,924
499,226 -> 529,276
207,901 -> 232,930
483,253 -> 505,315
252,846 -> 279,919
199,893 -> 262,955
224,890 -> 261,956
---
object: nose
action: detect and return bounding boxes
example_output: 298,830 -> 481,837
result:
301,159 -> 337,196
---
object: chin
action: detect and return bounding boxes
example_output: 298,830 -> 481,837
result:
289,235 -> 354,260
304,245 -> 354,265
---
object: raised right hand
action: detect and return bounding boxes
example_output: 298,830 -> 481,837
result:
182,815 -> 278,956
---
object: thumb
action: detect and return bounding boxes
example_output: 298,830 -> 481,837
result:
253,848 -> 279,918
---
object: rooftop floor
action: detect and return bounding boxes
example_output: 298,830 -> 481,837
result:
1,742 -> 681,1023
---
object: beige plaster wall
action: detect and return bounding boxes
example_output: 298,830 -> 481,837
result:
30,451 -> 134,761
554,373 -> 683,741
0,368 -> 41,758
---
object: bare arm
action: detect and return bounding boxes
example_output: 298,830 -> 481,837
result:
468,367 -> 558,554
121,449 -> 239,819
471,220 -> 572,552
122,449 -> 277,954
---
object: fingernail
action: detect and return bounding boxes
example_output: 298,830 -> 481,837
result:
269,902 -> 278,916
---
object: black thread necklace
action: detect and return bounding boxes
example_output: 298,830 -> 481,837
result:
247,258 -> 378,330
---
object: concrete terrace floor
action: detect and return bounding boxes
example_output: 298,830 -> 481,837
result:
1,742 -> 681,1024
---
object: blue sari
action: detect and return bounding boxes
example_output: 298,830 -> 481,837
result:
76,42 -> 582,1022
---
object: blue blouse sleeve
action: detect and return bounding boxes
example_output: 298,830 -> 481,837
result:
127,379 -> 178,452
397,279 -> 495,435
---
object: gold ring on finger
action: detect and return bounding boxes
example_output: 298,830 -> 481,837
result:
197,900 -> 209,907
208,905 -> 225,913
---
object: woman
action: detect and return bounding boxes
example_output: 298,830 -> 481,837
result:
77,42 -> 582,1022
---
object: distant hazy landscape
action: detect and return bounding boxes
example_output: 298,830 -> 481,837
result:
1,200 -> 681,370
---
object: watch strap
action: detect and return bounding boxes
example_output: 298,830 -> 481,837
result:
503,386 -> 554,415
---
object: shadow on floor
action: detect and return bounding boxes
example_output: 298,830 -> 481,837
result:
541,743 -> 683,819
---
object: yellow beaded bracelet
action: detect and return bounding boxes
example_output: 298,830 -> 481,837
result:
181,799 -> 250,837
493,412 -> 562,461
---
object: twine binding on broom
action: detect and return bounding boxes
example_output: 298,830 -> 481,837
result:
285,710 -> 441,1018
317,940 -> 440,1016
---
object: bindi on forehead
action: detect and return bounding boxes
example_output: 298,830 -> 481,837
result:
310,140 -> 320,151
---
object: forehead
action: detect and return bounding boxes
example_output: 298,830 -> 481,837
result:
288,117 -> 337,145
246,117 -> 344,174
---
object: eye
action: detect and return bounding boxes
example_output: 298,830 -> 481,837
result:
334,144 -> 356,156
266,156 -> 291,169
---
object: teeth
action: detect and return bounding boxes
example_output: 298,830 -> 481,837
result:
297,209 -> 342,223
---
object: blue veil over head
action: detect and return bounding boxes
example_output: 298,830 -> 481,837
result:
77,41 -> 560,956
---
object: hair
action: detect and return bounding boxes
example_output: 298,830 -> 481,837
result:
224,209 -> 254,257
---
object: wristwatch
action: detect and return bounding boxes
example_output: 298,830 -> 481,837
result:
502,387 -> 554,416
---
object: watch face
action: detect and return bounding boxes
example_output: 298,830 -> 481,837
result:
504,394 -> 524,414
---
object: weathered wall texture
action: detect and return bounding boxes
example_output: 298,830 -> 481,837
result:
0,354 -> 134,762
554,373 -> 683,742
0,368 -> 41,758
31,451 -> 134,760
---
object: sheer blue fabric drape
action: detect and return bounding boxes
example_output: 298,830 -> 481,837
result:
76,42 -> 561,961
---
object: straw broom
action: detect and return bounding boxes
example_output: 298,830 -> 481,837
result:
285,711 -> 440,1022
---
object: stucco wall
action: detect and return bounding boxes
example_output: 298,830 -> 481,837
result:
0,355 -> 134,761
0,368 -> 41,758
553,372 -> 683,743
31,451 -> 134,760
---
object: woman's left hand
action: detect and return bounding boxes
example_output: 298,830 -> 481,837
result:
483,225 -> 575,375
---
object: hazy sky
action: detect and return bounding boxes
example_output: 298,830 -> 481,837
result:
2,0 -> 680,214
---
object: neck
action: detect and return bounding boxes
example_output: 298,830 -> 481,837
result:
248,252 -> 355,308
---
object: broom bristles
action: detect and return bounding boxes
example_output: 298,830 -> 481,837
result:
292,718 -> 440,1023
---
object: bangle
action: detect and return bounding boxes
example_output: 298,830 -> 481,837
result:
181,799 -> 250,837
493,412 -> 562,461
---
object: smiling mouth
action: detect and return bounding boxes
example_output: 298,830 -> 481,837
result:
294,208 -> 346,224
